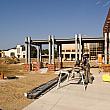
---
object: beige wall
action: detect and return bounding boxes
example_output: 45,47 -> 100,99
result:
62,44 -> 76,61
62,44 -> 76,50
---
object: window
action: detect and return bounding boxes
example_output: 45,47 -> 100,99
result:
72,50 -> 75,52
17,55 -> 20,58
22,45 -> 25,51
17,48 -> 20,53
71,54 -> 75,58
62,50 -> 65,52
65,54 -> 70,58
66,50 -> 71,52
10,52 -> 15,57
23,55 -> 25,58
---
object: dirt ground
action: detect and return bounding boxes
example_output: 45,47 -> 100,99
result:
0,60 -> 57,110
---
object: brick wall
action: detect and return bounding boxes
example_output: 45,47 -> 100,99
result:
32,62 -> 41,71
48,64 -> 56,71
23,64 -> 30,71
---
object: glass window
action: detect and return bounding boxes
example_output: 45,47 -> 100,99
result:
17,48 -> 20,53
62,50 -> 65,52
65,54 -> 70,58
72,50 -> 75,52
71,54 -> 75,58
66,50 -> 71,52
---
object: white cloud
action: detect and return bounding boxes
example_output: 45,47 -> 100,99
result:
103,1 -> 110,7
96,0 -> 110,7
96,0 -> 101,5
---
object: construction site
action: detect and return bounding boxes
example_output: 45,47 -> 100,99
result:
0,6 -> 110,110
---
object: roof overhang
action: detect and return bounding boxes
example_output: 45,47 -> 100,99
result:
103,8 -> 110,33
30,37 -> 104,45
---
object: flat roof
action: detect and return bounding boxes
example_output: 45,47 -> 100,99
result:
31,37 -> 104,45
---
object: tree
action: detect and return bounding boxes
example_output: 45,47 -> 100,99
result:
42,49 -> 57,58
42,49 -> 49,55
31,46 -> 37,58
54,49 -> 57,58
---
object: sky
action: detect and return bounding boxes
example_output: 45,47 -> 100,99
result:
0,0 -> 110,50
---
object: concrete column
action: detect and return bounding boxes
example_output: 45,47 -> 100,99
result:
25,37 -> 28,64
64,54 -> 65,61
57,44 -> 62,68
79,34 -> 82,61
48,35 -> 52,64
70,54 -> 72,61
57,44 -> 59,61
109,33 -> 110,64
28,37 -> 31,71
39,44 -> 42,63
37,45 -> 40,62
59,44 -> 62,68
59,44 -> 62,62
82,43 -> 84,58
75,34 -> 78,61
52,35 -> 55,64
105,33 -> 107,64
88,43 -> 90,60
28,37 -> 31,65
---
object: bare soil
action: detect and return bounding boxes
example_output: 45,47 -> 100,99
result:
0,60 -> 57,110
